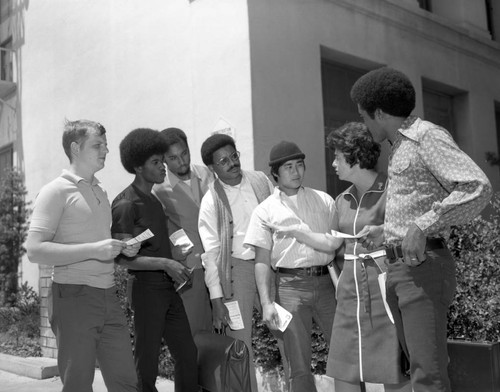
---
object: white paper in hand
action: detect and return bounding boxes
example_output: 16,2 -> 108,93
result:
169,229 -> 194,252
330,229 -> 364,239
273,302 -> 293,332
224,300 -> 245,330
126,229 -> 154,245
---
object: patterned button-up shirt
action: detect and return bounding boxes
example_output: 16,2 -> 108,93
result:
385,116 -> 492,245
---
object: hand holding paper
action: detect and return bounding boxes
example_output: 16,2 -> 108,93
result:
273,302 -> 293,332
126,229 -> 154,245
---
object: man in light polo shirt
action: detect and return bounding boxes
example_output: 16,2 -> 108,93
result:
244,141 -> 341,392
26,119 -> 139,392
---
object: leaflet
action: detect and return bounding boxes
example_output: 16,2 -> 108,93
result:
224,300 -> 245,330
330,229 -> 364,239
169,229 -> 194,252
273,302 -> 293,332
125,229 -> 154,245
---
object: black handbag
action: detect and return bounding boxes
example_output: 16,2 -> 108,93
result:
193,329 -> 251,392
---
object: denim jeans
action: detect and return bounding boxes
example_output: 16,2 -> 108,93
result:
386,247 -> 456,392
277,273 -> 336,392
50,283 -> 138,392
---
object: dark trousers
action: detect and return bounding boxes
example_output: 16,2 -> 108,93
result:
128,276 -> 198,392
386,247 -> 456,392
50,283 -> 138,392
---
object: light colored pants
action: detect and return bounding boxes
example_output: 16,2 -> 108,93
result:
277,273 -> 336,392
223,258 -> 261,392
50,282 -> 138,392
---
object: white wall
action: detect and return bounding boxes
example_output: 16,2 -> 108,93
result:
19,0 -> 254,290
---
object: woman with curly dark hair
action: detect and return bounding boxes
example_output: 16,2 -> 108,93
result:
266,122 -> 410,391
325,122 -> 410,392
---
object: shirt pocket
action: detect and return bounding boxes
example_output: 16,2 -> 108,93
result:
391,155 -> 411,175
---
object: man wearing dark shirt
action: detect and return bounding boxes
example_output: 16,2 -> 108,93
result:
112,128 -> 198,392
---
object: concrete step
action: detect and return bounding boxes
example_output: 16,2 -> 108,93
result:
0,353 -> 58,379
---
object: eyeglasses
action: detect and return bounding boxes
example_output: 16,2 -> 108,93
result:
215,151 -> 240,167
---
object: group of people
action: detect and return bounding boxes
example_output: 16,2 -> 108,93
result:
26,66 -> 492,392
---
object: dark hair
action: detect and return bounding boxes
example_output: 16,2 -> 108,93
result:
326,122 -> 380,170
62,119 -> 106,162
200,134 -> 236,165
119,128 -> 168,174
160,127 -> 188,150
269,161 -> 306,182
350,67 -> 415,118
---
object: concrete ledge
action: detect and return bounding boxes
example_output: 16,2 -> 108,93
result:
0,353 -> 58,379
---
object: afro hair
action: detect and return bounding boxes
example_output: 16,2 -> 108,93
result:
200,134 -> 236,166
119,128 -> 168,174
350,67 -> 415,118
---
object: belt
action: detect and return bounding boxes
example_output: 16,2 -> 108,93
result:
344,250 -> 387,260
385,237 -> 446,262
277,265 -> 329,277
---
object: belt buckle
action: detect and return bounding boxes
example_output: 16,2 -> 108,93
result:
385,245 -> 403,261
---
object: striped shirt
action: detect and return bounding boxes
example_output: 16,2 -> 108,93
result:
385,116 -> 492,244
244,187 -> 337,268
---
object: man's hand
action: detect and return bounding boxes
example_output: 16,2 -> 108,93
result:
163,259 -> 191,284
211,298 -> 230,330
262,302 -> 280,331
402,223 -> 426,266
357,225 -> 384,250
95,239 -> 126,261
121,242 -> 141,258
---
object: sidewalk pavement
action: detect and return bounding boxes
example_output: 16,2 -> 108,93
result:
0,353 -> 174,392
0,353 -> 385,392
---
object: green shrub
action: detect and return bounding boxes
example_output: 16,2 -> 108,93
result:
0,168 -> 30,306
447,192 -> 500,342
0,282 -> 41,357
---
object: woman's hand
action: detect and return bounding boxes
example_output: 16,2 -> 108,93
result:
357,224 -> 384,250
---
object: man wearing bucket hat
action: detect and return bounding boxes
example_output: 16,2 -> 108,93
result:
245,141 -> 341,392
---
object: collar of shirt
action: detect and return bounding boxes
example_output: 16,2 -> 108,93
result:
220,171 -> 248,191
273,185 -> 305,200
395,115 -> 419,143
167,165 -> 199,189
341,172 -> 387,200
61,169 -> 100,186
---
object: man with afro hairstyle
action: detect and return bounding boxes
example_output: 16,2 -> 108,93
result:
352,67 -> 492,392
111,128 -> 198,392
198,133 -> 277,392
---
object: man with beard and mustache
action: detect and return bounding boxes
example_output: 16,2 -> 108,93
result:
111,128 -> 198,392
198,133 -> 276,392
152,127 -> 214,336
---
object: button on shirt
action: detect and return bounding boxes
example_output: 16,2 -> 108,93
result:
244,187 -> 337,268
198,173 -> 274,298
385,116 -> 492,244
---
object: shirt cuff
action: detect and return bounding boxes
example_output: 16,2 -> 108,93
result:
208,285 -> 224,299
